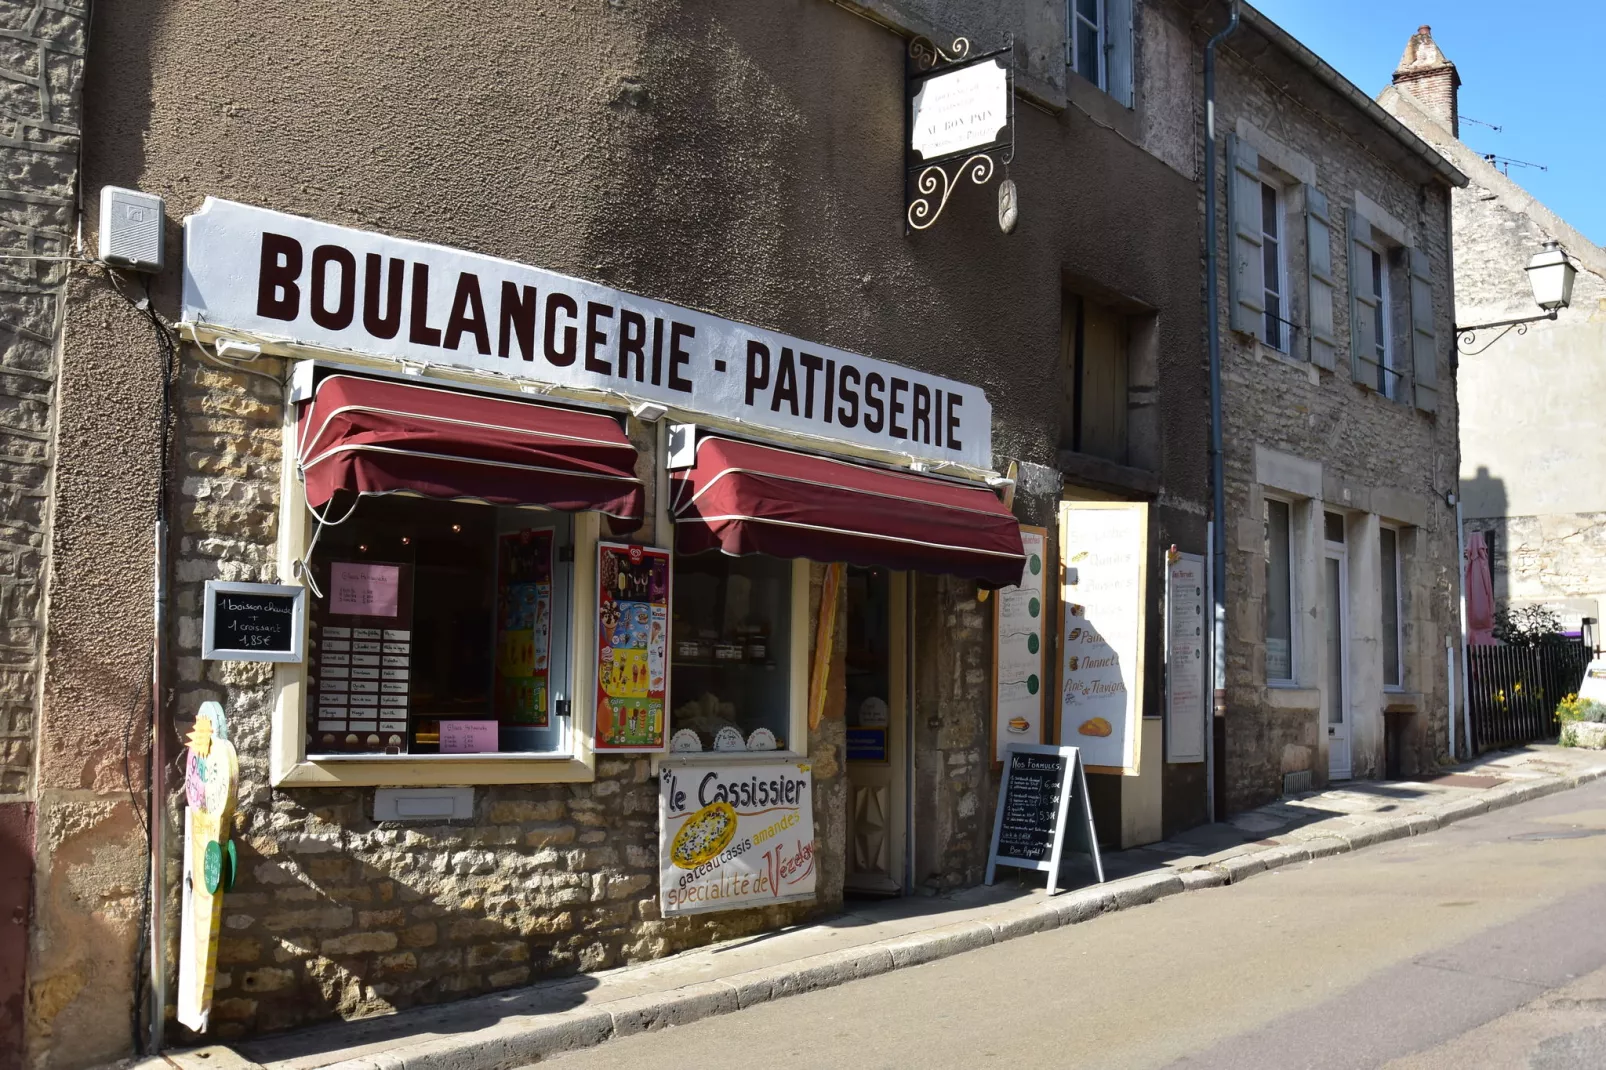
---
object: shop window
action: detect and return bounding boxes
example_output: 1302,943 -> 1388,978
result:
302,493 -> 574,757
1381,525 -> 1403,690
1061,293 -> 1129,465
670,553 -> 800,752
1265,497 -> 1295,683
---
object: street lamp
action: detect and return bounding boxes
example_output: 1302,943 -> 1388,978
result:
1457,240 -> 1577,354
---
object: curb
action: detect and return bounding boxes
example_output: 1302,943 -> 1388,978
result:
212,763 -> 1606,1070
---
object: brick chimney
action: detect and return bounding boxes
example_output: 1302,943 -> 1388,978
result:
1392,25 -> 1460,136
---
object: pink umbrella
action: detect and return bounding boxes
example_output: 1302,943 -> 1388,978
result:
1466,532 -> 1496,646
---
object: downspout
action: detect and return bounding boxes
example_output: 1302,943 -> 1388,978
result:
1204,1 -> 1239,819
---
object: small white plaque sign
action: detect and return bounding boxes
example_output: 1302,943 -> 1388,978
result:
910,59 -> 1009,160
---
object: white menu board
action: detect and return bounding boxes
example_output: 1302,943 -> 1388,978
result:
1058,502 -> 1148,775
993,527 -> 1048,763
1166,551 -> 1207,763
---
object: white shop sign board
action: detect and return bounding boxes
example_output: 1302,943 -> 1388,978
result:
910,58 -> 1009,161
985,743 -> 1103,895
1166,552 -> 1207,763
657,757 -> 816,917
182,198 -> 992,471
1058,502 -> 1148,775
1579,658 -> 1606,704
992,526 -> 1047,763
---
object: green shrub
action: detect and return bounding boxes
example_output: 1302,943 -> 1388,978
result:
1556,693 -> 1606,725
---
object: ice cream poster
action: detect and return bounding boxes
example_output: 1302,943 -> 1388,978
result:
1058,502 -> 1148,775
495,528 -> 553,726
595,542 -> 671,751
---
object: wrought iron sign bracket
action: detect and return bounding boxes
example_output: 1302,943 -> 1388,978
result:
904,34 -> 1016,235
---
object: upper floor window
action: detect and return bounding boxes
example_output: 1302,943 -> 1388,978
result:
1068,0 -> 1133,107
1349,205 -> 1440,413
1061,292 -> 1129,464
1260,182 -> 1287,351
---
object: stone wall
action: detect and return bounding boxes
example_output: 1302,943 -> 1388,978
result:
0,0 -> 82,798
1213,43 -> 1462,811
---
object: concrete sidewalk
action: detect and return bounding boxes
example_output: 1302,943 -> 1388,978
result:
152,745 -> 1606,1070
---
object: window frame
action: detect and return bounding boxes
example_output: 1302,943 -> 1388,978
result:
1069,0 -> 1107,91
1370,245 -> 1397,399
1380,524 -> 1404,691
270,379 -> 604,786
1259,179 -> 1288,353
1264,495 -> 1298,686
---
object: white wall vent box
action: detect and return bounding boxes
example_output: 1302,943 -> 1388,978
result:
98,186 -> 164,271
373,787 -> 474,822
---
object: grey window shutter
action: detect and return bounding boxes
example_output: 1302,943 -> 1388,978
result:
1408,247 -> 1439,412
1348,208 -> 1380,390
1227,136 -> 1265,338
1305,186 -> 1337,370
1107,0 -> 1135,107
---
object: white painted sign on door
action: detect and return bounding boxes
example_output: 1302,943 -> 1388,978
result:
1165,551 -> 1207,763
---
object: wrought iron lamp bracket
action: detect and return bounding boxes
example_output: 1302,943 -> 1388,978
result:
1455,310 -> 1557,356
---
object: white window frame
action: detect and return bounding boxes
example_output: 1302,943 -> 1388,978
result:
269,379 -> 605,786
1070,0 -> 1107,90
1265,495 -> 1298,686
1260,179 -> 1288,353
1381,524 -> 1405,692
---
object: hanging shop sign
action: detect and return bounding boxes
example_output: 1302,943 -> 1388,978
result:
1058,502 -> 1148,775
904,39 -> 1015,232
658,757 -> 817,916
182,198 -> 992,470
201,580 -> 305,662
984,743 -> 1102,894
176,701 -> 239,1033
595,542 -> 671,752
1165,549 -> 1207,764
991,525 -> 1047,763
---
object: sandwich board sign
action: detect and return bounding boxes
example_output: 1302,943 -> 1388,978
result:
985,743 -> 1103,894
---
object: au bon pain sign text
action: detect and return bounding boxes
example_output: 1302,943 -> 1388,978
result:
182,198 -> 992,470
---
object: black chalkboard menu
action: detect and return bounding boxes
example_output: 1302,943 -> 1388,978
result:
202,581 -> 306,663
996,750 -> 1066,863
986,743 -> 1104,893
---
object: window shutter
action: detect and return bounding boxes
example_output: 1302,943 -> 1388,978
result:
1304,186 -> 1336,370
1106,0 -> 1135,107
1348,208 -> 1380,389
1408,247 -> 1439,412
1226,135 -> 1265,338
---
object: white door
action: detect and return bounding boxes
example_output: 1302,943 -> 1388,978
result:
845,570 -> 907,895
1324,550 -> 1351,780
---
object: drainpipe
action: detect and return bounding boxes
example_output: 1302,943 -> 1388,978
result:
1204,1 -> 1239,819
149,516 -> 167,1055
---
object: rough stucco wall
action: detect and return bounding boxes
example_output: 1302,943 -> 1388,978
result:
1213,47 -> 1461,812
42,0 -> 1210,1054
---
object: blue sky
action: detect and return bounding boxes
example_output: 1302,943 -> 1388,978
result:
1252,0 -> 1606,248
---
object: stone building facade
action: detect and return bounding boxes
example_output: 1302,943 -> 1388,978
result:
1203,7 -> 1467,811
16,0 -> 1221,1064
1380,28 -> 1606,636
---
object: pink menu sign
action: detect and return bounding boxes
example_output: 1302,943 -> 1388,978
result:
439,720 -> 499,754
330,562 -> 400,617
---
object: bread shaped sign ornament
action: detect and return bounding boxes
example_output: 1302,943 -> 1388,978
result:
176,700 -> 241,1033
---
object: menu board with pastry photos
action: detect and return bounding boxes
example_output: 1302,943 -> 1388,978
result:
307,561 -> 415,755
1057,502 -> 1147,775
595,542 -> 671,752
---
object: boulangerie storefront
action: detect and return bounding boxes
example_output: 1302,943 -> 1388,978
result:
169,197 -> 1026,1033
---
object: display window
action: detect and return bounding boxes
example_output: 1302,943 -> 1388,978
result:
302,493 -> 575,757
669,552 -> 806,754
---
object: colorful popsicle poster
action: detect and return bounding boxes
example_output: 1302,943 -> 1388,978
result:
595,542 -> 671,751
495,529 -> 553,726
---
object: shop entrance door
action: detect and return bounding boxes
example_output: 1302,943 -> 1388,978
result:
1324,547 -> 1352,780
845,568 -> 908,896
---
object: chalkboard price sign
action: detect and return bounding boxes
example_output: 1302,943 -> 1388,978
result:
202,581 -> 306,663
986,743 -> 1103,894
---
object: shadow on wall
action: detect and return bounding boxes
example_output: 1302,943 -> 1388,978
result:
1461,466 -> 1510,602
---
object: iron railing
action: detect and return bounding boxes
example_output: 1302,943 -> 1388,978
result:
1467,639 -> 1591,751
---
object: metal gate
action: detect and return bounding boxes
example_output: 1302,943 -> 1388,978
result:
1468,640 -> 1591,752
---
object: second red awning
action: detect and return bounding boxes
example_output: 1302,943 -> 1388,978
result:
670,436 -> 1025,589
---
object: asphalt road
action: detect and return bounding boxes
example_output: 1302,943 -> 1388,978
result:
547,777 -> 1606,1070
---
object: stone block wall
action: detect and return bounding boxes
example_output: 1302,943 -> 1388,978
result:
0,0 -> 83,798
1212,46 -> 1462,811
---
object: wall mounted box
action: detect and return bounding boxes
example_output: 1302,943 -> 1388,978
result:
98,186 -> 164,271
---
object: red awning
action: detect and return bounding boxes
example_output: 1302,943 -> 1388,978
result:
671,436 -> 1025,588
296,374 -> 644,528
